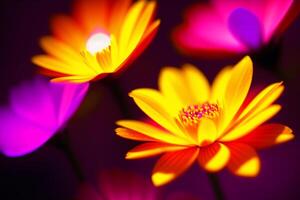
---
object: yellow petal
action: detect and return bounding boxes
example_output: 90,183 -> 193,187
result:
32,55 -> 94,75
236,124 -> 294,149
198,143 -> 230,172
116,120 -> 190,145
127,1 -> 156,53
210,66 -> 232,103
126,142 -> 187,159
129,89 -> 184,137
51,75 -> 95,83
197,118 -> 217,146
227,143 -> 260,177
238,82 -> 284,121
222,56 -> 253,130
158,67 -> 190,111
182,64 -> 210,104
152,148 -> 199,186
119,0 -> 146,56
221,104 -> 281,142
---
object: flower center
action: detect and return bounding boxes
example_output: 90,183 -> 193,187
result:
179,103 -> 219,126
86,32 -> 111,54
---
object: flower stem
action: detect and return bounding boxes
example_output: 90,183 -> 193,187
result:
52,129 -> 84,182
207,173 -> 225,200
102,77 -> 131,118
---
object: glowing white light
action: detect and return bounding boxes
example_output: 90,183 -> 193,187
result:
86,33 -> 111,54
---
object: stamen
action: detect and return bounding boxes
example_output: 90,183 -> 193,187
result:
179,103 -> 219,126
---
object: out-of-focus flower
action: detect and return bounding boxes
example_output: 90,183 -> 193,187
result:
76,170 -> 200,200
173,0 -> 299,57
32,0 -> 160,83
116,56 -> 294,186
0,77 -> 89,157
76,170 -> 158,200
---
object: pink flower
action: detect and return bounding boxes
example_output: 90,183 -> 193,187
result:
173,0 -> 299,57
76,170 -> 158,200
0,77 -> 89,157
76,170 -> 200,200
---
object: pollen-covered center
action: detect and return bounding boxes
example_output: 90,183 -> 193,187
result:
179,103 -> 219,126
86,32 -> 111,54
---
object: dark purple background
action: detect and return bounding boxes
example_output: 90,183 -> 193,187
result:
0,0 -> 300,199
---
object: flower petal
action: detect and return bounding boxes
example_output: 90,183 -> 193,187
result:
182,64 -> 210,104
222,56 -> 253,130
32,55 -> 94,76
126,142 -> 187,159
50,15 -> 85,50
39,36 -> 82,63
115,127 -> 155,142
237,82 -> 284,121
263,0 -> 293,42
210,66 -> 232,103
158,67 -> 190,111
116,120 -> 190,145
50,75 -> 96,83
119,0 -> 146,56
129,89 -> 184,136
236,123 -> 294,149
227,143 -> 260,177
198,143 -> 230,172
197,118 -> 217,146
127,1 -> 156,53
152,148 -> 199,186
221,104 -> 281,142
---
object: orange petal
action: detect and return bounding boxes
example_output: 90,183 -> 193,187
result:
227,143 -> 260,177
236,124 -> 294,149
126,142 -> 187,159
108,0 -> 132,36
152,148 -> 199,186
51,15 -> 85,50
115,127 -> 155,142
73,0 -> 110,33
198,143 -> 230,172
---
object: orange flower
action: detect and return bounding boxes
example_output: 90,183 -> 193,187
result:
116,56 -> 294,186
32,0 -> 160,83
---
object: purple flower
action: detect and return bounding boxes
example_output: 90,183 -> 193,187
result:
0,77 -> 89,157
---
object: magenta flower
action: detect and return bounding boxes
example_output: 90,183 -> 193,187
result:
76,170 -> 158,200
173,0 -> 298,57
0,77 -> 89,157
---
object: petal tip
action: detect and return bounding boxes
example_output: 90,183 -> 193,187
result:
151,172 -> 173,187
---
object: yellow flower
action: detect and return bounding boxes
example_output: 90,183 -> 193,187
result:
116,56 -> 294,187
32,0 -> 160,83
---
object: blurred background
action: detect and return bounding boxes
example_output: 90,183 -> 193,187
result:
0,0 -> 299,199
